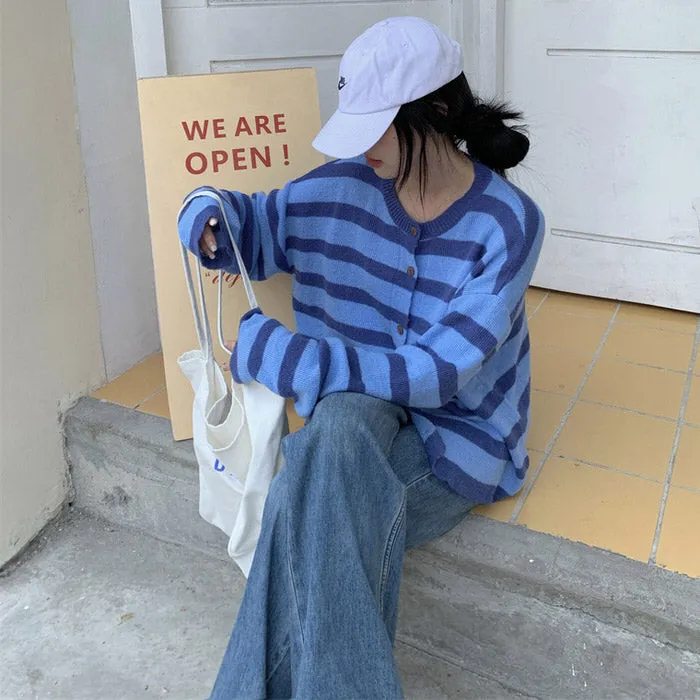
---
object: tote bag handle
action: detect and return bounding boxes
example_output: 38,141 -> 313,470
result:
178,189 -> 259,357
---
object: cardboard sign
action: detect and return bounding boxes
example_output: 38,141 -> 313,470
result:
138,69 -> 323,439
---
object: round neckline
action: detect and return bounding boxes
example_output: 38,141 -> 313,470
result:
381,159 -> 491,238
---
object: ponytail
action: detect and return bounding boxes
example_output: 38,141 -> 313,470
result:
457,98 -> 530,176
394,73 -> 529,187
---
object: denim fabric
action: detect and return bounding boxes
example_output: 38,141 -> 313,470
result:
210,392 -> 474,699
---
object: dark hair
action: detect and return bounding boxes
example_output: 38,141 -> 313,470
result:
393,72 -> 529,192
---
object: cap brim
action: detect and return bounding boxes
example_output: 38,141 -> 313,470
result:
312,106 -> 400,159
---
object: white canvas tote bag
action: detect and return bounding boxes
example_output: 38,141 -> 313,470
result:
177,190 -> 287,577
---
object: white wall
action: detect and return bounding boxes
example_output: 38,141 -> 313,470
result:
1,1 -> 106,565
67,0 -> 160,380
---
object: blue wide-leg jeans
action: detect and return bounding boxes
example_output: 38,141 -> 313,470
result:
210,392 -> 474,699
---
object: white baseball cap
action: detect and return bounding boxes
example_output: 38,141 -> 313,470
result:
312,17 -> 463,159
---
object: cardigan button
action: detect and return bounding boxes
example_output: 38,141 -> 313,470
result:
410,226 -> 418,236
397,325 -> 405,336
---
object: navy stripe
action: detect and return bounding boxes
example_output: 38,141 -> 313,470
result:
518,332 -> 530,363
292,236 -> 464,304
293,298 -> 395,348
516,452 -> 531,482
505,419 -> 526,453
240,307 -> 262,323
507,307 -> 525,343
293,160 -> 382,190
441,400 -> 473,420
520,453 -> 531,480
471,194 -> 524,293
423,428 -> 446,460
288,202 -> 411,251
296,270 -> 435,339
477,191 -> 542,294
421,411 -> 510,461
388,353 -> 410,404
495,194 -> 541,293
407,315 -> 432,336
502,384 -> 531,457
265,190 -> 293,274
414,276 -> 459,302
318,340 -> 331,386
287,237 -> 411,292
477,367 -> 516,421
508,381 -> 532,456
492,484 -> 515,502
345,346 -> 366,394
507,383 -> 530,447
418,345 -> 458,405
471,337 -> 529,423
237,194 -> 256,272
295,271 -> 404,324
277,334 -> 308,400
471,161 -> 493,199
510,296 -> 525,323
424,417 -> 523,501
229,343 -> 241,383
247,318 -> 279,379
519,379 -> 531,415
441,313 -> 499,356
433,455 -> 499,504
418,237 -> 486,261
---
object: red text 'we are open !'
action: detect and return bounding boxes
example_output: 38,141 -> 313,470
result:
182,114 -> 290,175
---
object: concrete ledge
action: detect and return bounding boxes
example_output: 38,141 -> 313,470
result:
1,511 -> 531,700
63,397 -> 700,697
399,546 -> 700,698
421,515 -> 700,655
64,397 -> 228,558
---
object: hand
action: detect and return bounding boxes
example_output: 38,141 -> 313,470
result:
199,217 -> 219,260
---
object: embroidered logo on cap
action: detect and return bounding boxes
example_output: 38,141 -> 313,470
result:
338,76 -> 347,91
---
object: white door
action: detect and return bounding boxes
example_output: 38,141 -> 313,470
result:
134,0 -> 470,136
504,0 -> 700,312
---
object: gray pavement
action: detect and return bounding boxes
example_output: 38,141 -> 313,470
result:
2,397 -> 698,698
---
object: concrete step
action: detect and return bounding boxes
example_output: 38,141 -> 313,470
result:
3,511 -> 523,700
65,397 -> 229,558
60,397 -> 700,698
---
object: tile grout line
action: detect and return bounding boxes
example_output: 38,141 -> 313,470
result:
533,388 -> 699,424
649,318 -> 700,564
531,345 -> 690,375
529,303 -> 696,334
575,398 -> 680,423
551,456 -> 666,485
527,290 -> 549,320
589,358 -> 689,374
672,483 -> 700,497
510,303 -> 622,523
134,386 -> 167,410
614,323 -> 696,336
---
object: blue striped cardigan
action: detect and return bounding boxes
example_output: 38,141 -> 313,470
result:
178,157 -> 544,503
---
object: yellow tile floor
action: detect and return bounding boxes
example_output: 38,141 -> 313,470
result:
92,290 -> 700,578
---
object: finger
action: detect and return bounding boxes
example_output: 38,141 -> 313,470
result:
224,340 -> 234,351
203,230 -> 217,254
207,218 -> 218,250
199,226 -> 217,259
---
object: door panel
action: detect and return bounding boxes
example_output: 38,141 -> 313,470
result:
505,0 -> 700,311
163,0 -> 459,125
